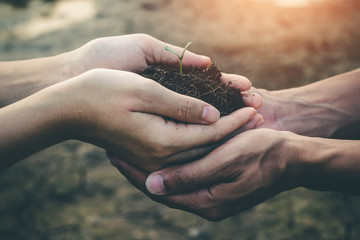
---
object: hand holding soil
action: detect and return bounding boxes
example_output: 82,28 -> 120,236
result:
0,34 -> 263,171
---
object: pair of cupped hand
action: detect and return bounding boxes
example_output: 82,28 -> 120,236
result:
67,34 -> 286,220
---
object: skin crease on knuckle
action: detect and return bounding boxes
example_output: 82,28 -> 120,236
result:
131,80 -> 160,111
173,168 -> 196,188
136,33 -> 158,64
177,98 -> 195,122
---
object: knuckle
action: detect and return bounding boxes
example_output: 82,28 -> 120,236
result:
197,189 -> 218,209
135,33 -> 152,42
145,132 -> 180,161
133,80 -> 159,107
212,130 -> 224,142
179,189 -> 219,211
147,139 -> 169,159
177,98 -> 196,121
149,145 -> 169,159
137,79 -> 158,94
208,123 -> 224,142
174,168 -> 196,187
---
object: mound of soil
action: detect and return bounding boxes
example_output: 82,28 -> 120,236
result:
141,63 -> 245,116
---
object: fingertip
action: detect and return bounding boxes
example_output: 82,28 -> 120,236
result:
222,107 -> 256,129
221,73 -> 252,91
146,173 -> 166,195
247,107 -> 257,120
201,106 -> 220,124
238,107 -> 257,119
199,55 -> 211,67
255,114 -> 265,128
183,51 -> 211,68
242,92 -> 263,109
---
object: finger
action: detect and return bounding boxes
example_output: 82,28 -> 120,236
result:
242,92 -> 263,109
162,113 -> 263,164
162,183 -> 281,221
170,107 -> 257,149
131,107 -> 256,158
220,74 -> 263,109
111,153 -> 229,220
245,113 -> 264,129
221,73 -> 252,91
145,134 -> 247,196
146,37 -> 211,69
136,79 -> 220,124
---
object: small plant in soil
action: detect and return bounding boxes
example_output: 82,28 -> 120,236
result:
141,43 -> 245,116
165,42 -> 192,76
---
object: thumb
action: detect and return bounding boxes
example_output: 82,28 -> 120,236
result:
138,79 -> 221,124
145,146 -> 234,195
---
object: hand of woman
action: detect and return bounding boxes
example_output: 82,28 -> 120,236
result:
69,34 -> 211,76
0,34 -> 211,107
65,69 -> 263,171
0,67 -> 261,171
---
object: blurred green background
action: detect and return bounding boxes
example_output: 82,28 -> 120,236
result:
1,0 -> 360,239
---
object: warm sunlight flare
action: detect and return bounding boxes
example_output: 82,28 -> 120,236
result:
261,0 -> 326,7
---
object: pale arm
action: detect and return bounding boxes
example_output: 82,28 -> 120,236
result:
0,34 -> 212,107
0,53 -> 74,107
0,34 -> 262,172
0,68 -> 260,172
0,84 -> 67,170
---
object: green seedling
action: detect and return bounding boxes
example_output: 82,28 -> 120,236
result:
165,41 -> 192,76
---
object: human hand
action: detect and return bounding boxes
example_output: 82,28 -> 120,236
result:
54,68 -> 262,171
68,34 -> 211,77
110,128 -> 302,220
252,88 -> 344,137
219,76 -> 284,131
0,37 -> 262,170
241,84 -> 358,138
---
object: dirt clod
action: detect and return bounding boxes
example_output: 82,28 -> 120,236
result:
141,63 -> 245,116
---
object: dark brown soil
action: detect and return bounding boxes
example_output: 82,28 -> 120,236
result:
140,63 -> 245,116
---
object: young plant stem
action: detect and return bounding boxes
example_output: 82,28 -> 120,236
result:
165,42 -> 192,76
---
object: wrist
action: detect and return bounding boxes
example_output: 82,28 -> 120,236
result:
272,69 -> 360,138
269,87 -> 351,137
0,85 -> 70,168
277,131 -> 332,190
0,52 -> 80,107
284,134 -> 360,194
276,131 -> 309,190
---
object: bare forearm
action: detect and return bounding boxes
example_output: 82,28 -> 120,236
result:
0,51 -> 80,107
0,86 -> 66,170
270,68 -> 360,137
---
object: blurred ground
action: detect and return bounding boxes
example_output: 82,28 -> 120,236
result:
1,0 -> 360,239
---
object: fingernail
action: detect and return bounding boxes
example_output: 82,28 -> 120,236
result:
202,106 -> 220,123
146,174 -> 165,195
